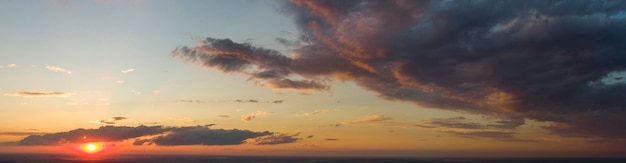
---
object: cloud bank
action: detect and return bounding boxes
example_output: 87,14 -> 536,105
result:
18,125 -> 298,146
172,0 -> 626,140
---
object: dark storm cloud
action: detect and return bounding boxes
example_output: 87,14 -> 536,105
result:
173,0 -> 626,139
18,125 -> 284,146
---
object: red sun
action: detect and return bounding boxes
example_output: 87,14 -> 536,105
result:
80,142 -> 103,154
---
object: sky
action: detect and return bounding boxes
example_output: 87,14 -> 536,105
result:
1,0 -> 626,158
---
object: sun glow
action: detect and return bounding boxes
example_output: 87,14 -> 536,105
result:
81,142 -> 103,153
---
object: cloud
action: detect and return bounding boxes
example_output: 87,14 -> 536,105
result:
0,142 -> 18,146
19,125 -> 165,145
180,99 -> 204,103
4,92 -> 73,97
112,117 -> 126,121
446,131 -> 515,139
89,120 -> 115,125
445,130 -> 534,142
264,79 -> 330,91
132,139 -> 152,146
241,111 -> 273,122
45,66 -> 72,74
180,99 -> 283,104
0,132 -> 47,136
342,115 -> 392,125
235,99 -> 258,103
172,38 -> 329,91
0,64 -> 16,69
172,0 -> 626,140
121,69 -> 135,74
416,117 -> 484,129
324,138 -> 340,141
253,133 -> 300,145
18,125 -> 285,146
88,117 -> 128,125
304,109 -> 328,116
143,126 -> 271,146
217,115 -> 230,118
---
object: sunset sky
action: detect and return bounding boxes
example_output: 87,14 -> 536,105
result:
1,0 -> 626,158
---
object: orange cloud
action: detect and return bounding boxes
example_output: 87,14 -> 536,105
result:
342,115 -> 392,124
241,111 -> 273,122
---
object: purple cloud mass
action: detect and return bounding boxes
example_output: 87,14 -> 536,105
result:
173,0 -> 626,141
18,125 -> 299,146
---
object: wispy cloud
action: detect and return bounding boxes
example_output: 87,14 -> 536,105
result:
4,92 -> 73,97
416,117 -> 484,129
0,131 -> 47,136
0,64 -> 16,69
88,117 -> 128,125
241,111 -> 273,122
235,99 -> 259,103
446,131 -> 516,139
304,109 -> 328,116
45,66 -> 72,74
121,68 -> 135,74
179,99 -> 284,104
444,130 -> 534,142
217,115 -> 230,118
416,116 -> 524,130
342,115 -> 392,125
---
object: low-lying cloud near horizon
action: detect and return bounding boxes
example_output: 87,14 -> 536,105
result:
172,0 -> 626,141
18,125 -> 299,146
